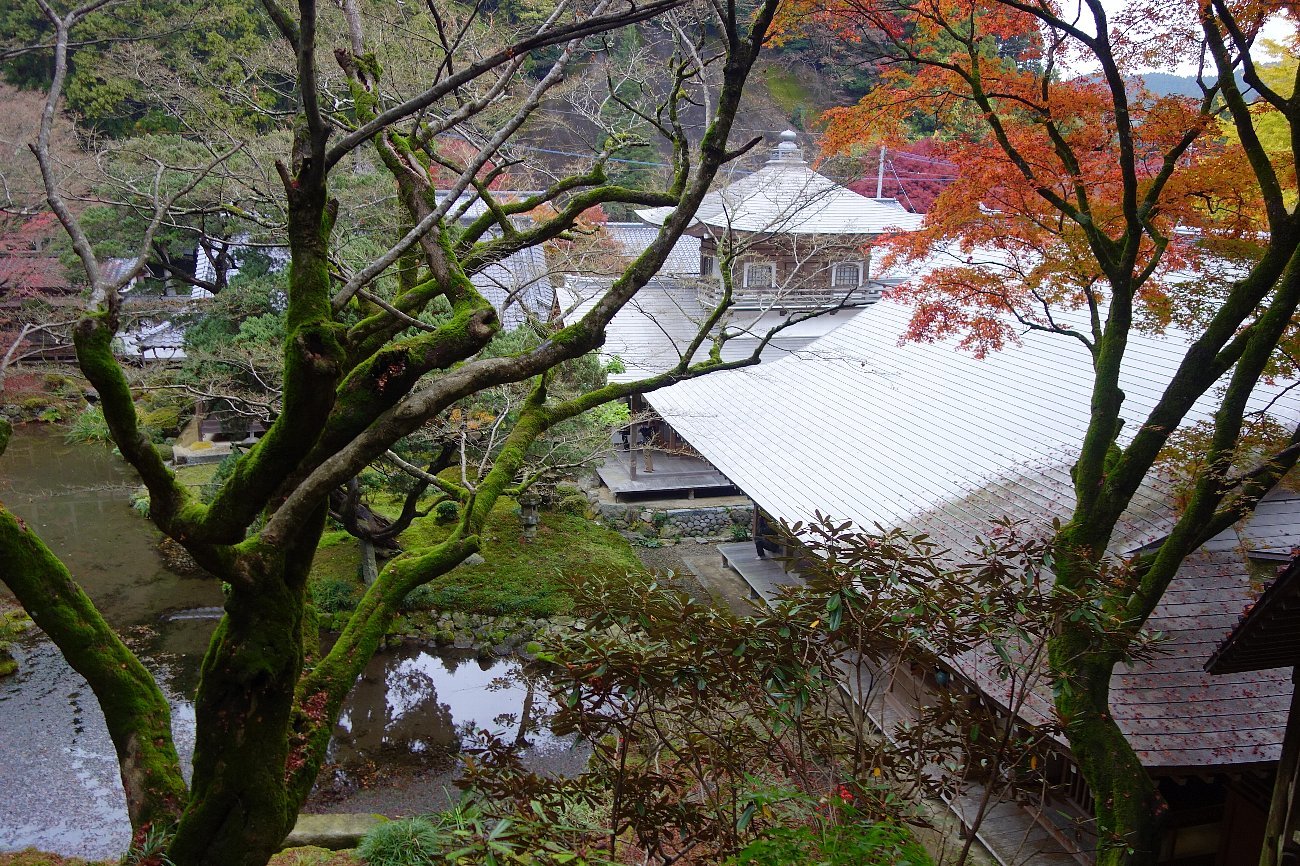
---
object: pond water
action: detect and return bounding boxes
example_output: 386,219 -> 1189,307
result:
0,427 -> 578,860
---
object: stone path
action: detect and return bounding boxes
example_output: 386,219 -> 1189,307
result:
700,542 -> 1086,866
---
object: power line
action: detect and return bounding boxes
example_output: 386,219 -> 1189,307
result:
888,150 -> 958,168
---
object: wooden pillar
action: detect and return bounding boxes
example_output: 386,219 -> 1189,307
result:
1262,671 -> 1300,866
359,538 -> 378,586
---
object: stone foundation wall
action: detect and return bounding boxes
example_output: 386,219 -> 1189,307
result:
595,500 -> 753,539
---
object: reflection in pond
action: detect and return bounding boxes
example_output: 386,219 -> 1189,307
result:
0,427 -> 582,857
317,644 -> 573,802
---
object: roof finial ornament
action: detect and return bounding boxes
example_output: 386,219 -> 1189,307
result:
770,129 -> 805,165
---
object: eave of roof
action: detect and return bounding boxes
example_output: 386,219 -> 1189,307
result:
1206,554 -> 1300,675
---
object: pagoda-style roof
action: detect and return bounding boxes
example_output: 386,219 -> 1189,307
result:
636,131 -> 923,236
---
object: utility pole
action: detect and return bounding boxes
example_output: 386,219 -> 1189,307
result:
876,145 -> 886,198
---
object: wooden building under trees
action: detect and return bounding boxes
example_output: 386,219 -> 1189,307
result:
646,298 -> 1300,865
563,130 -> 922,500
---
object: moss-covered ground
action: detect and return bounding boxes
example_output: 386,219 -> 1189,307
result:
171,461 -> 221,495
403,499 -> 644,616
307,498 -> 645,619
0,853 -> 112,866
178,461 -> 643,620
268,847 -> 360,866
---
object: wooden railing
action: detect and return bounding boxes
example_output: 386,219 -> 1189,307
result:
697,281 -> 881,309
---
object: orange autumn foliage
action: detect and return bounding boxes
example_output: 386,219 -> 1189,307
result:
790,0 -> 1275,355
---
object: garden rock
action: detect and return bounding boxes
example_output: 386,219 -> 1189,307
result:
281,812 -> 387,850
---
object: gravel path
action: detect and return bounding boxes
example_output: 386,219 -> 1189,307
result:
630,538 -> 757,615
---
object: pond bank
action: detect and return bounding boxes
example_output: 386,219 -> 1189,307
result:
0,427 -> 583,861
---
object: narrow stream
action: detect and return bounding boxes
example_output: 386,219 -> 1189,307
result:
0,427 -> 577,859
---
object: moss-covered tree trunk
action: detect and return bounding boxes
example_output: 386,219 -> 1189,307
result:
1050,531 -> 1164,865
166,540 -> 316,865
1053,655 -> 1163,865
0,512 -> 188,840
8,0 -> 791,862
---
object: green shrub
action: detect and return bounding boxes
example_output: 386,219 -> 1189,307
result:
130,487 -> 151,518
729,523 -> 752,542
356,816 -> 442,866
141,405 -> 183,438
65,406 -> 110,443
735,819 -> 931,866
122,823 -> 174,866
201,449 -> 242,503
310,576 -> 360,613
399,584 -> 438,612
434,500 -> 459,523
555,493 -> 589,516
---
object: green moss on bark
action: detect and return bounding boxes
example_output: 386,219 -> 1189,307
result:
1049,528 -> 1166,866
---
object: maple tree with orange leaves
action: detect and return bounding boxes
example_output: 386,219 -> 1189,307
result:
785,0 -> 1300,863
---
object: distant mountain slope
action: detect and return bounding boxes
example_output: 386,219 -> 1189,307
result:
1136,71 -> 1249,97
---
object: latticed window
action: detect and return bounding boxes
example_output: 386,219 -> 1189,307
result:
744,261 -> 775,288
701,255 -> 716,277
832,261 -> 863,287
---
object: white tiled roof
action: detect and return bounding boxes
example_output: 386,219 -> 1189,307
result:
650,296 -> 1300,769
649,299 -> 1300,770
435,190 -> 546,222
636,132 -> 923,236
559,276 -> 860,384
647,298 -> 1300,555
601,223 -> 700,275
115,321 -> 186,360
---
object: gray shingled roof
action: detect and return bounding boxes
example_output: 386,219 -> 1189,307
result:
101,258 -> 141,286
471,245 -> 553,330
962,497 -> 1299,770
